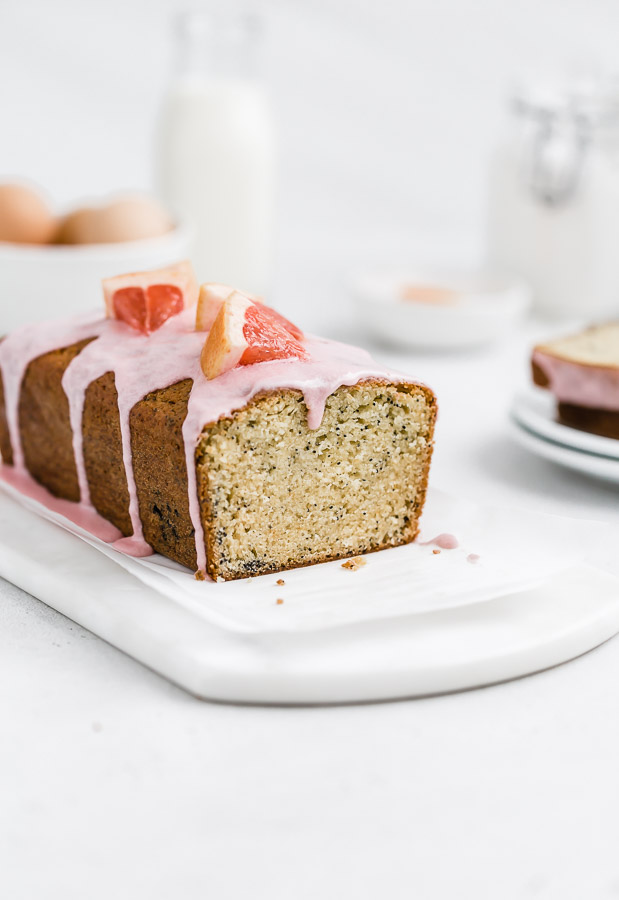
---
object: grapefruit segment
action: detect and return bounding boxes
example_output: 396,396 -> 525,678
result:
256,302 -> 304,341
195,282 -> 304,340
103,260 -> 198,335
111,287 -> 148,333
201,292 -> 309,380
146,284 -> 184,331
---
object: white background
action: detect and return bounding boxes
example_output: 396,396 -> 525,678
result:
3,2 -> 619,898
3,0 -> 619,322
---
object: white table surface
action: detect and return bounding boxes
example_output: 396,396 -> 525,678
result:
2,281 -> 619,900
4,0 -> 619,891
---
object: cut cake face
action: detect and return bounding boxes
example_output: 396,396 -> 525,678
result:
195,383 -> 436,579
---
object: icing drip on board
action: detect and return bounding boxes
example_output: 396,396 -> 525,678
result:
420,533 -> 459,550
0,308 -> 409,572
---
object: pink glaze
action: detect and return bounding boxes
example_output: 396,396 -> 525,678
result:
467,553 -> 480,564
421,533 -> 459,550
533,349 -> 619,411
0,307 -> 411,573
1,463 -> 122,543
0,313 -> 104,470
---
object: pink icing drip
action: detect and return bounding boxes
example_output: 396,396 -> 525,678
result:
0,307 -> 410,572
0,313 -> 103,470
467,553 -> 480,563
60,313 -> 206,557
421,533 -> 459,550
533,350 -> 619,411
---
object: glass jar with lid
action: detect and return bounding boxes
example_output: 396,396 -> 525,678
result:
487,73 -> 619,319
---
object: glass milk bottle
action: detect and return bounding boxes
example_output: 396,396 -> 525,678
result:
156,11 -> 274,294
487,75 -> 619,319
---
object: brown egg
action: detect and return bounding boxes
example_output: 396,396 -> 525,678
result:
53,207 -> 99,245
0,183 -> 57,244
56,195 -> 173,245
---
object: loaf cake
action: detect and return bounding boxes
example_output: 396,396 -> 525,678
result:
532,323 -> 619,439
0,263 -> 437,581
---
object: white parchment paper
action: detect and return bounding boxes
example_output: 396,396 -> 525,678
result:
2,477 -> 614,635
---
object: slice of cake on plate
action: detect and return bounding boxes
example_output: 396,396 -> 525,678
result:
0,264 -> 437,581
532,323 -> 619,440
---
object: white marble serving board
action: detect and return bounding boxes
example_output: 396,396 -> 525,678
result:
2,489 -> 619,704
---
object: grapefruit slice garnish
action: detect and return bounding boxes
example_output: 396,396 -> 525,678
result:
102,260 -> 198,335
195,283 -> 238,331
201,292 -> 309,380
196,282 -> 304,340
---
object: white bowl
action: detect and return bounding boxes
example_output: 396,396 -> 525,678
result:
0,226 -> 191,332
351,267 -> 531,349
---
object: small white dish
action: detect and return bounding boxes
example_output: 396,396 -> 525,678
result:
351,267 -> 531,349
0,225 -> 191,332
512,388 -> 619,461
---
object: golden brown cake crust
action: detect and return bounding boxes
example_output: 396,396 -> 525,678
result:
18,340 -> 93,501
130,379 -> 198,570
531,360 -> 550,388
0,369 -> 13,466
83,372 -> 133,536
557,402 -> 619,440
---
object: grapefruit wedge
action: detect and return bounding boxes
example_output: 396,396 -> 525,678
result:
103,260 -> 198,335
196,282 -> 304,340
201,291 -> 309,380
195,283 -> 238,331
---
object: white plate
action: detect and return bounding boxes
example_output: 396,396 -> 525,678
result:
512,388 -> 619,461
1,489 -> 619,704
351,267 -> 531,349
510,417 -> 619,484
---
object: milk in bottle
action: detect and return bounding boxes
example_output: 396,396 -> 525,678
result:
157,12 -> 274,295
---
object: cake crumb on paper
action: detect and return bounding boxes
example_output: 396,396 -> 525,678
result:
432,549 -> 441,555
276,578 -> 285,586
276,598 -> 284,605
341,557 -> 366,571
